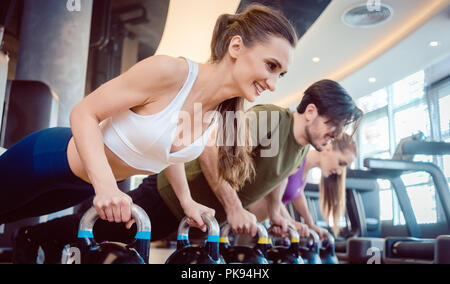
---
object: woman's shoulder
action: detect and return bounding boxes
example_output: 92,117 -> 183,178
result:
132,55 -> 190,86
145,55 -> 187,71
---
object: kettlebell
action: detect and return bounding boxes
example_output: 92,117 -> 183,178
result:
266,225 -> 304,264
219,223 -> 270,264
165,214 -> 223,264
299,229 -> 322,264
320,232 -> 339,264
72,204 -> 151,264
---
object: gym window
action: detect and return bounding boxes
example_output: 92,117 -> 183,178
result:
356,69 -> 450,225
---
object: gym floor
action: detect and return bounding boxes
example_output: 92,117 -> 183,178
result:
149,247 -> 176,264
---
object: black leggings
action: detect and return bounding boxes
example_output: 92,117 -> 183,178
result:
27,175 -> 180,247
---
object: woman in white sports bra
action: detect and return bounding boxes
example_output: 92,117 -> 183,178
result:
0,4 -> 297,230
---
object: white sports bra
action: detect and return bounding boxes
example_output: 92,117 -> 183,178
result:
101,57 -> 218,173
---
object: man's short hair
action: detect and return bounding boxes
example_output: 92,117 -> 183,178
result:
296,79 -> 363,133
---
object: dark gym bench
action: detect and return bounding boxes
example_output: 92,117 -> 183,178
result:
0,80 -> 58,261
0,80 -> 59,148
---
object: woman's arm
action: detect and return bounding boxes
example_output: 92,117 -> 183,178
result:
70,55 -> 184,223
163,163 -> 215,231
198,143 -> 258,236
279,203 -> 309,238
292,193 -> 328,239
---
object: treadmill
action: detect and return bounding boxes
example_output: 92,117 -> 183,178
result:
332,140 -> 450,264
365,141 -> 450,264
299,133 -> 450,264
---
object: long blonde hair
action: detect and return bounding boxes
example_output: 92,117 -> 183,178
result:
319,133 -> 357,236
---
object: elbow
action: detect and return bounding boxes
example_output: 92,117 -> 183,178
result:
69,104 -> 81,128
70,103 -> 98,129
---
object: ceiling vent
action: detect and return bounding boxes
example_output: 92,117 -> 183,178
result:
342,2 -> 393,28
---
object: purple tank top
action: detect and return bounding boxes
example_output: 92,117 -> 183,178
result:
282,159 -> 307,204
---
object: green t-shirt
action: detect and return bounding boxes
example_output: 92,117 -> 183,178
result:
157,104 -> 310,224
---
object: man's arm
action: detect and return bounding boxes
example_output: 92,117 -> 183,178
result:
198,145 -> 241,212
264,179 -> 289,233
292,193 -> 328,239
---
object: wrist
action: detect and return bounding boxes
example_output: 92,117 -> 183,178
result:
215,183 -> 244,214
304,218 -> 315,227
308,224 -> 319,230
306,222 -> 314,228
224,202 -> 244,215
93,181 -> 120,195
268,211 -> 281,223
268,204 -> 281,218
179,195 -> 194,208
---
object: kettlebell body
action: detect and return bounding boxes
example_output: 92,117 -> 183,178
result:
166,214 -> 223,264
220,245 -> 268,264
83,242 -> 145,264
165,245 -> 222,264
320,233 -> 339,264
300,230 -> 322,264
219,223 -> 270,264
267,246 -> 304,264
72,205 -> 151,264
300,248 -> 322,264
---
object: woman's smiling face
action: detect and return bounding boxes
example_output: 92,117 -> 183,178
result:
229,35 -> 294,103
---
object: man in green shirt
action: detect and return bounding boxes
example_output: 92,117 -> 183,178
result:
13,80 -> 362,263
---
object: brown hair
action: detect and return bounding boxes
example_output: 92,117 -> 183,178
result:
297,80 -> 363,136
319,133 -> 358,236
210,4 -> 297,189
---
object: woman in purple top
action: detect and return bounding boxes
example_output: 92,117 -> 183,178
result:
249,133 -> 357,240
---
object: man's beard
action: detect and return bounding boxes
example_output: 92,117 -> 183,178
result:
305,125 -> 324,152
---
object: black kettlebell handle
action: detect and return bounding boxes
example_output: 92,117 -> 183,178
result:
77,204 -> 152,263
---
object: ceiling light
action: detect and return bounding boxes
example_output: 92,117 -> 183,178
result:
369,77 -> 377,83
312,57 -> 320,63
429,41 -> 439,47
